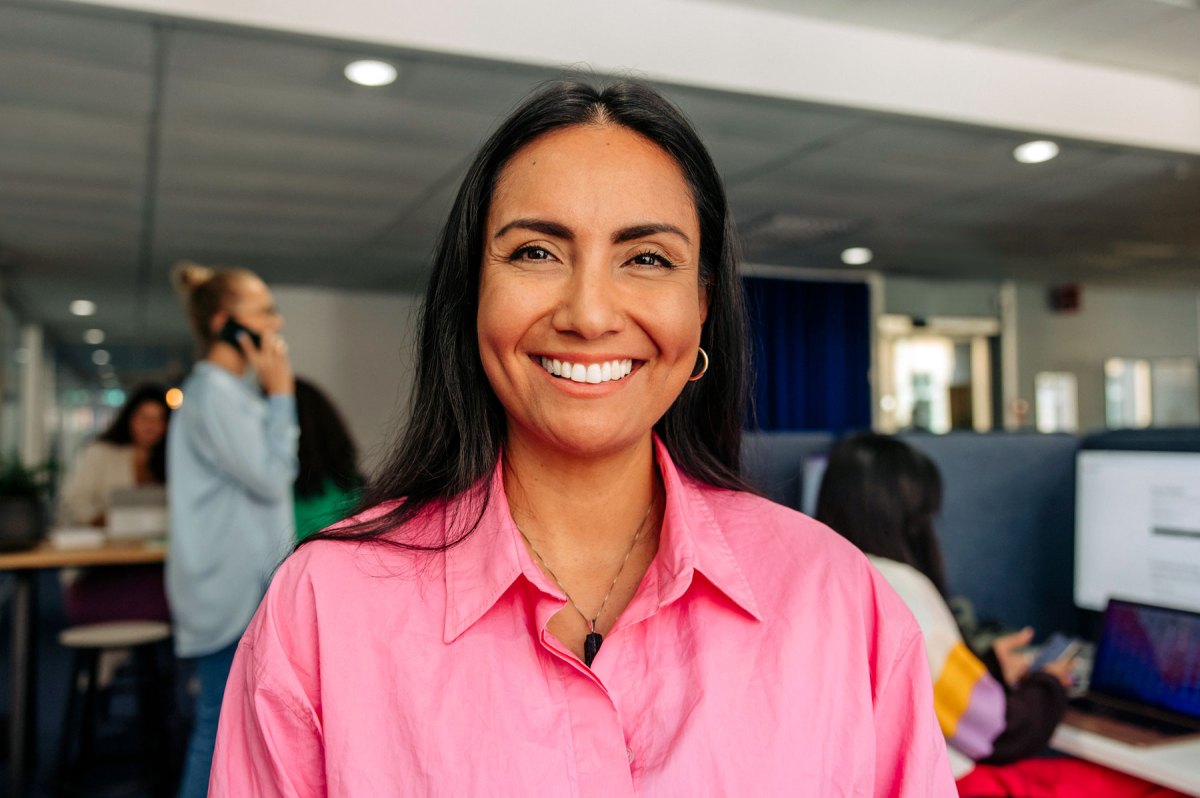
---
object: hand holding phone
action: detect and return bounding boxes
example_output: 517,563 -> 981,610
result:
1031,632 -> 1083,672
218,318 -> 262,351
219,317 -> 293,395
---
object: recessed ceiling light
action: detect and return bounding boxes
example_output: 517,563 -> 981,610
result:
344,60 -> 397,87
83,328 -> 105,345
841,247 -> 874,266
92,349 -> 111,366
1013,140 -> 1060,164
70,299 -> 97,317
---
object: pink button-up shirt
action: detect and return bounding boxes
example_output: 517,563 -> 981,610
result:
212,440 -> 954,796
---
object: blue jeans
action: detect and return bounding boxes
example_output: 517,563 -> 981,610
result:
177,640 -> 239,798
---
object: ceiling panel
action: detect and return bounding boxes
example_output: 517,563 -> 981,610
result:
1,1 -> 1198,389
710,0 -> 1200,83
1080,10 -> 1200,77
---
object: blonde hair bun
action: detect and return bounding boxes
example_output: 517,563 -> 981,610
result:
172,260 -> 214,296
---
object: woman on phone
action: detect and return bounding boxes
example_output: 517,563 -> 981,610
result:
211,81 -> 954,797
168,262 -> 297,798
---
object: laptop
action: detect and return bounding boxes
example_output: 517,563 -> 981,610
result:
1063,599 -> 1200,746
107,485 -> 168,540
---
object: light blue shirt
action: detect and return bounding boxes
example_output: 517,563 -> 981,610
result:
166,361 -> 298,658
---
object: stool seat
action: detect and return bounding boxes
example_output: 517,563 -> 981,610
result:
59,621 -> 172,649
54,621 -> 174,797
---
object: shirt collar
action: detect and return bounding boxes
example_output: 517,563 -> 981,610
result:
195,360 -> 260,396
650,436 -> 763,623
442,436 -> 762,644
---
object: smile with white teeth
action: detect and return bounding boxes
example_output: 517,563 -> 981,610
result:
538,357 -> 635,384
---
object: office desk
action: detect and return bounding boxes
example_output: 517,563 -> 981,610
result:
1052,723 -> 1200,796
0,539 -> 166,798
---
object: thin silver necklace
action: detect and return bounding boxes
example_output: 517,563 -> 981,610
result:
516,496 -> 656,668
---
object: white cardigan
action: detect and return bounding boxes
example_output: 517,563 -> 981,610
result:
56,441 -> 136,526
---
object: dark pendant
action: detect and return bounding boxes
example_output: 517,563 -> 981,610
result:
584,632 -> 603,667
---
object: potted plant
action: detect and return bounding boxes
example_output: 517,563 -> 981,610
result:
0,454 -> 53,551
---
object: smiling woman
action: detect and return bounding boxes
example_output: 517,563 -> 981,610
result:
210,81 -> 956,797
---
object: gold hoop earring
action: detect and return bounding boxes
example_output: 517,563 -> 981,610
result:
688,347 -> 709,382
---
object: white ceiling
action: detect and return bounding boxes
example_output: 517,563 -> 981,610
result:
714,0 -> 1200,84
0,0 -> 1198,384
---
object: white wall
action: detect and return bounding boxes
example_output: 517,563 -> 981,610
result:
271,279 -> 1199,452
273,286 -> 422,472
884,275 -> 1001,320
1014,283 -> 1200,432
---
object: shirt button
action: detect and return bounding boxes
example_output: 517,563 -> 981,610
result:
626,747 -> 635,764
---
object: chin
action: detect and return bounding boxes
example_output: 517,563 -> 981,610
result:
533,423 -> 653,460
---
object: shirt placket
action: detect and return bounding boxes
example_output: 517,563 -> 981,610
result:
536,597 -> 637,798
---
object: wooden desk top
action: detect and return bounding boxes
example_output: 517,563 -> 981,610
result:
0,539 -> 166,570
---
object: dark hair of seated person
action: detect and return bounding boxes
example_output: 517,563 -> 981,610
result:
97,382 -> 170,484
294,377 -> 362,499
302,80 -> 752,552
815,432 -> 948,596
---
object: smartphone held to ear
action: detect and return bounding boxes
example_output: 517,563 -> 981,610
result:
218,318 -> 262,351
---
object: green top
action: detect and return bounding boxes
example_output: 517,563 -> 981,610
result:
293,477 -> 360,542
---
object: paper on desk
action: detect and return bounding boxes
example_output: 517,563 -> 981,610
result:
48,527 -> 106,549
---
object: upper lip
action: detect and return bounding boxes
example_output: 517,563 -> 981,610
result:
532,353 -> 643,363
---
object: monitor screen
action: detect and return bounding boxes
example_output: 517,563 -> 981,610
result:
1090,600 -> 1200,720
1075,450 -> 1200,613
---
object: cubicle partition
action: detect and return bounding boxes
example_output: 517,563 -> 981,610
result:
741,429 -> 1083,637
741,431 -> 834,509
901,432 -> 1081,636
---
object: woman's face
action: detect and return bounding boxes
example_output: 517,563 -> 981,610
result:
478,123 -> 707,459
225,276 -> 284,337
129,400 -> 168,450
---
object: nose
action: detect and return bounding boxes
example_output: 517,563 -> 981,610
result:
551,262 -> 624,340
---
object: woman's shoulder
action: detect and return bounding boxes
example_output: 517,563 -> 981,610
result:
77,440 -> 132,467
271,501 -> 446,593
181,363 -> 255,405
866,555 -> 963,652
694,481 -> 870,569
867,556 -> 944,603
85,439 -> 129,456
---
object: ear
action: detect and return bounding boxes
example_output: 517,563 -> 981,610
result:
697,282 -> 710,326
209,310 -> 230,337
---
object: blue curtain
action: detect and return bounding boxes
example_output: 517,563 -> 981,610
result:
743,277 -> 872,432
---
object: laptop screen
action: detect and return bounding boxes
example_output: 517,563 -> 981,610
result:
1089,600 -> 1200,720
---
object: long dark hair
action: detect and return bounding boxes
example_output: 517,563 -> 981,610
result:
815,433 -> 948,595
98,383 -> 170,483
295,377 -> 362,499
305,80 -> 750,550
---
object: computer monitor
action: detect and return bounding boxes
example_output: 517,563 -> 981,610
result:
800,454 -> 828,518
1075,450 -> 1200,613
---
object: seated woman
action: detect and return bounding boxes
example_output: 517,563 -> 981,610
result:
816,432 -> 1185,798
56,383 -> 171,624
210,81 -> 956,796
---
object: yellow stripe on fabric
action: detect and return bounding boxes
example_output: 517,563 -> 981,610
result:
933,642 -> 987,739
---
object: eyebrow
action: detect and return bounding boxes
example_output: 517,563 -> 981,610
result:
493,218 -> 692,246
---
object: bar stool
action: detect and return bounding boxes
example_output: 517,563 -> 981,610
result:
54,620 -> 173,797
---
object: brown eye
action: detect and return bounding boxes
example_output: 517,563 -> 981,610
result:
512,246 -> 553,261
629,252 -> 676,269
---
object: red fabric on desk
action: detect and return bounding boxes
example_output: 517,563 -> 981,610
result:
957,759 -> 1187,798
